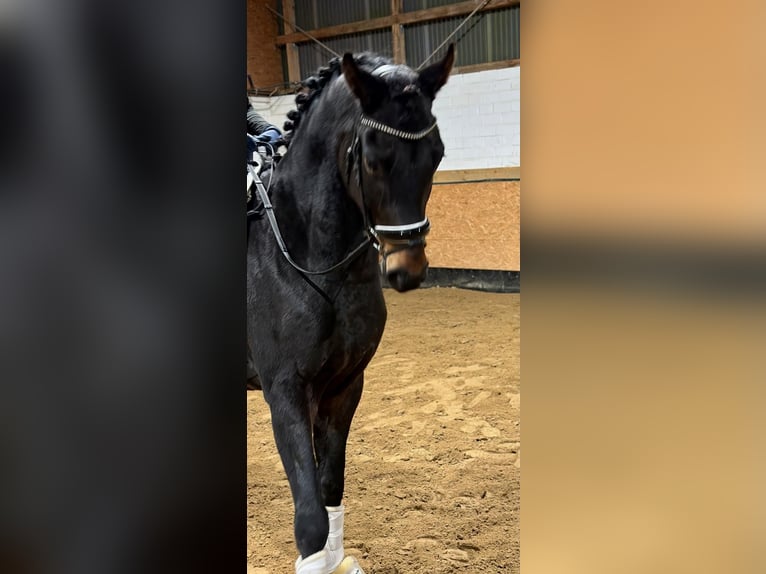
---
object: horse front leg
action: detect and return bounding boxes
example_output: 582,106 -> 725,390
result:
265,381 -> 329,570
313,374 -> 365,573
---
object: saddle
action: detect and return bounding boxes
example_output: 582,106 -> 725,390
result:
247,138 -> 284,218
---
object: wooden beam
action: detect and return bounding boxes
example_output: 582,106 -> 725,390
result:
277,14 -> 392,45
281,0 -> 301,83
397,0 -> 519,26
275,0 -> 520,46
392,23 -> 405,64
391,0 -> 404,64
452,58 -> 520,75
433,166 -> 520,183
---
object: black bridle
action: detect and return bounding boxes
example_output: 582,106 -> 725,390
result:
249,115 -> 438,276
350,114 -> 436,257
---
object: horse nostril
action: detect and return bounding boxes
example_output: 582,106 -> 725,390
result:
386,269 -> 405,291
387,269 -> 424,292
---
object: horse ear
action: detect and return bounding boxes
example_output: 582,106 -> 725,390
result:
342,53 -> 386,113
417,43 -> 455,99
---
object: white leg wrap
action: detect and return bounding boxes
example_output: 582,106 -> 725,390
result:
294,551 -> 366,574
325,506 -> 366,574
324,505 -> 345,569
295,550 -> 332,574
294,506 -> 345,574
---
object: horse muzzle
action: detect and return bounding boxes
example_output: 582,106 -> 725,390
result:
383,247 -> 429,292
373,218 -> 430,292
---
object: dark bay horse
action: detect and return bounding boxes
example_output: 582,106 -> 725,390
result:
247,45 -> 454,574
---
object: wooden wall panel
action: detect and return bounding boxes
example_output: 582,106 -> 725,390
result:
426,181 -> 520,271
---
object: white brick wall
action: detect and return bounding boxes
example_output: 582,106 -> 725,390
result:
434,66 -> 520,170
248,95 -> 294,132
249,65 -> 520,171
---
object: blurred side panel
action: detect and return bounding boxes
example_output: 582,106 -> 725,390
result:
0,1 -> 245,573
522,1 -> 766,573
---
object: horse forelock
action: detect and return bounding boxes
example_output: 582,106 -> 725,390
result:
373,66 -> 435,132
363,60 -> 435,129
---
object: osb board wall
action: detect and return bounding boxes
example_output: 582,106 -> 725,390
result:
426,181 -> 520,271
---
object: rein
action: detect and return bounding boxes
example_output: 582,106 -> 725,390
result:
248,163 -> 372,276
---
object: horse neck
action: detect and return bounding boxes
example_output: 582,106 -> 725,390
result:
271,111 -> 368,268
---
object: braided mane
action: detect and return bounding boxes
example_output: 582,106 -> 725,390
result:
282,52 -> 394,145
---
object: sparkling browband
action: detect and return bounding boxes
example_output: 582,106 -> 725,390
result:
360,116 -> 438,140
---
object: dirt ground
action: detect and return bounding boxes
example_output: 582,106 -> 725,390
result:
247,287 -> 520,574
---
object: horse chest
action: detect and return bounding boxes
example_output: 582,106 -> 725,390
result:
326,288 -> 386,362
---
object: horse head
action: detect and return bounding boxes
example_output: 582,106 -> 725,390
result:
341,45 -> 454,292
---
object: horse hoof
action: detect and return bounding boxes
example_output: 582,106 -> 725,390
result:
332,556 -> 365,574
